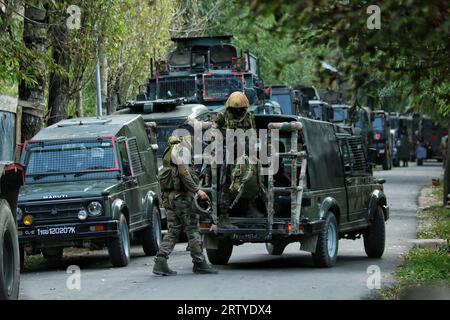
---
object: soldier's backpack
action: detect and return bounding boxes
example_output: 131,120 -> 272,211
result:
158,146 -> 181,191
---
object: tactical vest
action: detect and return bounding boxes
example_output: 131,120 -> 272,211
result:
223,111 -> 255,130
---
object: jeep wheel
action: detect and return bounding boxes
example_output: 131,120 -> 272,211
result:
206,240 -> 233,265
265,242 -> 286,255
312,212 -> 339,267
141,206 -> 162,256
107,213 -> 130,267
42,247 -> 63,264
363,206 -> 385,258
0,200 -> 20,300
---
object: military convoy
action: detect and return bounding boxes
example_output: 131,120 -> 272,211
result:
4,34 -> 448,284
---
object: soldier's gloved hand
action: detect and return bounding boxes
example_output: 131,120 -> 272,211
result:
196,189 -> 208,200
209,224 -> 218,233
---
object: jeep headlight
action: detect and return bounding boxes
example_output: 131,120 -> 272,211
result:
87,201 -> 103,216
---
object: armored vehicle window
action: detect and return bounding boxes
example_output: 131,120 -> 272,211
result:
127,137 -> 144,175
347,137 -> 368,175
118,140 -> 132,176
338,139 -> 352,173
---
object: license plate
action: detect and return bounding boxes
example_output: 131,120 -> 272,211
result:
232,233 -> 261,241
379,149 -> 385,154
34,225 -> 77,237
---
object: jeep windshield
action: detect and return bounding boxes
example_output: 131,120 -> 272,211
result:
332,107 -> 348,123
270,94 -> 292,115
23,139 -> 119,184
373,115 -> 386,132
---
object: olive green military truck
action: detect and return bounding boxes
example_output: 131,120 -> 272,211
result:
200,115 -> 389,267
1,98 -> 24,300
17,115 -> 162,267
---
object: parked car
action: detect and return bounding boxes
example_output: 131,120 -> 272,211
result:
199,114 -> 389,267
18,115 -> 162,267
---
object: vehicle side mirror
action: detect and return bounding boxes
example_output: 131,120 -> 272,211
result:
376,178 -> 386,184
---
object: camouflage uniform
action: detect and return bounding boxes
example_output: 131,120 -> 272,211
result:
214,97 -> 264,218
156,136 -> 205,263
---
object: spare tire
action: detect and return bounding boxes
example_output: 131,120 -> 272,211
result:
0,199 -> 20,300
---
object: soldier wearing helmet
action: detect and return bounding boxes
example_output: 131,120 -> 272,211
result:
213,91 -> 265,221
214,91 -> 255,130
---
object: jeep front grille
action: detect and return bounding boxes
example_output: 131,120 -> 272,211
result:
23,202 -> 84,223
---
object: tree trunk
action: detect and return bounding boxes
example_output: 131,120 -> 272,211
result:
47,7 -> 70,126
75,88 -> 83,118
19,3 -> 47,142
444,126 -> 450,206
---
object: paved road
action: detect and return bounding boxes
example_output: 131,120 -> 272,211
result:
19,161 -> 443,300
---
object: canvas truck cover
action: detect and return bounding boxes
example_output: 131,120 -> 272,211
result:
299,118 -> 345,191
254,115 -> 345,191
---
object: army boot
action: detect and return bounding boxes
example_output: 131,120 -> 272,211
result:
193,260 -> 219,274
153,256 -> 177,276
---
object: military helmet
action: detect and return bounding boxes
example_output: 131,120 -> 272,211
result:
225,91 -> 250,109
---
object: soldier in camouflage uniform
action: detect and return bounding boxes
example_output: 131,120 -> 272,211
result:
213,92 -> 265,219
153,123 -> 218,276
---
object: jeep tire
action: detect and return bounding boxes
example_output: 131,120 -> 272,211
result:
312,212 -> 339,267
363,206 -> 386,258
141,206 -> 162,256
108,213 -> 130,267
206,240 -> 233,265
0,199 -> 20,300
265,242 -> 286,255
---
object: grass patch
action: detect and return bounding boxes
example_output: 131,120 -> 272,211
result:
382,248 -> 450,299
418,205 -> 450,240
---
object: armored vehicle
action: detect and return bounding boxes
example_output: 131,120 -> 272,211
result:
266,85 -> 305,116
307,100 -> 333,122
419,116 -> 448,162
18,115 -> 162,267
0,97 -> 23,300
141,36 -> 265,113
117,101 -> 210,164
351,106 -> 372,138
199,115 -> 389,267
370,111 -> 392,170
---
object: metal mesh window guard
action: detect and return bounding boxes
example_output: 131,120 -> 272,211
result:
158,77 -> 196,99
26,141 -> 116,176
